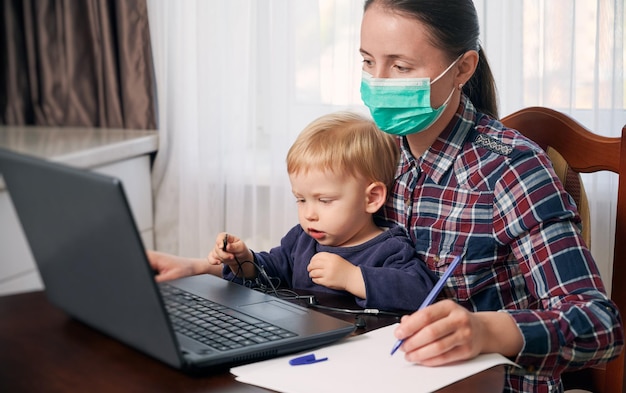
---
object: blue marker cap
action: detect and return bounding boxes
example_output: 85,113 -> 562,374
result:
289,353 -> 328,366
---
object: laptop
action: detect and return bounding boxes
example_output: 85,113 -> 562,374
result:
0,147 -> 355,373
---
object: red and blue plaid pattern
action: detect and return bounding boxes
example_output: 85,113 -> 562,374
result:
379,96 -> 623,393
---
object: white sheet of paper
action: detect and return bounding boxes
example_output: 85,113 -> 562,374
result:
230,323 -> 517,393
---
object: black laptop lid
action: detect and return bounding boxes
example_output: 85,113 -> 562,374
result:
0,148 -> 183,368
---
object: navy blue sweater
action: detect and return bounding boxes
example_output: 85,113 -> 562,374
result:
223,225 -> 436,311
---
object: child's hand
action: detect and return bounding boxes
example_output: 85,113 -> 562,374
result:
307,252 -> 365,297
207,232 -> 239,266
207,233 -> 254,277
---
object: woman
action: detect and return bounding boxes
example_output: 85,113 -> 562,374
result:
360,0 -> 623,392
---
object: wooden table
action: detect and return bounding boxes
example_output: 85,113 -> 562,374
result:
0,290 -> 504,392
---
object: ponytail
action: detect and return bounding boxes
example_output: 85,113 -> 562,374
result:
463,45 -> 499,119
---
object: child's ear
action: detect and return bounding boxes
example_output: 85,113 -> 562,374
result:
365,182 -> 387,213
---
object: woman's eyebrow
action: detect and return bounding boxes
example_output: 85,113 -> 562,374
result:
359,48 -> 409,62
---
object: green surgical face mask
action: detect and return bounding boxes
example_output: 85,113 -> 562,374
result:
360,57 -> 460,136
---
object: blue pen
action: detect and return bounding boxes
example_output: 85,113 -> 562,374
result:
390,254 -> 463,356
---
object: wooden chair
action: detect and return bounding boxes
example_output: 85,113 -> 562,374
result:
501,107 -> 626,393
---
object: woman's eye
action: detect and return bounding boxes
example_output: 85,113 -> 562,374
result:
319,199 -> 332,204
362,59 -> 373,68
394,64 -> 410,73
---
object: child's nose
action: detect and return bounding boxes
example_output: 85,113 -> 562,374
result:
304,205 -> 318,221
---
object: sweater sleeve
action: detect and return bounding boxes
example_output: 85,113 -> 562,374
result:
357,227 -> 437,311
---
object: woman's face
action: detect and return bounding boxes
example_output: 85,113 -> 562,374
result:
360,4 -> 457,109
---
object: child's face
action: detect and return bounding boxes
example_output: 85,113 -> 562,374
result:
289,169 -> 377,247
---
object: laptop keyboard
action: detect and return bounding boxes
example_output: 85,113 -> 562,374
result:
160,284 -> 297,351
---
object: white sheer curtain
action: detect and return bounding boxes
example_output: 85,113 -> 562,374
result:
147,0 -> 365,258
147,0 -> 624,289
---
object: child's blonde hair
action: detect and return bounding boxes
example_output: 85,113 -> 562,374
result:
286,111 -> 399,189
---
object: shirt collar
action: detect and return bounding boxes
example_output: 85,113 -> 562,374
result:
396,95 -> 477,184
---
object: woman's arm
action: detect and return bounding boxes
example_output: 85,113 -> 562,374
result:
491,147 -> 624,376
146,249 -> 222,282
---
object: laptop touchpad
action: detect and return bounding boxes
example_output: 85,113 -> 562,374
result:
240,301 -> 306,320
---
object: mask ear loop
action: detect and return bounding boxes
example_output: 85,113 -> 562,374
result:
431,53 -> 465,85
432,85 -> 457,111
430,53 -> 465,112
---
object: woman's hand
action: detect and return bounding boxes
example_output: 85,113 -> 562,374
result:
394,300 -> 523,365
146,250 -> 218,282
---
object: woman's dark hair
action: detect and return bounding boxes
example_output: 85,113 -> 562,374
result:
363,0 -> 499,119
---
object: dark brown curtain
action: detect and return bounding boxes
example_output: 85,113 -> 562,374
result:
0,0 -> 157,129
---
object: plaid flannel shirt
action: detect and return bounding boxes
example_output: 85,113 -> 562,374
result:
379,96 -> 623,392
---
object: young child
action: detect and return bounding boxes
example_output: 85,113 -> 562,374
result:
205,111 -> 436,311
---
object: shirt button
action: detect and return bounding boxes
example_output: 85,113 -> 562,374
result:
434,255 -> 440,262
526,365 -> 536,373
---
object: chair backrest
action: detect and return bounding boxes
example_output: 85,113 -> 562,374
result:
544,146 -> 592,247
501,106 -> 626,393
